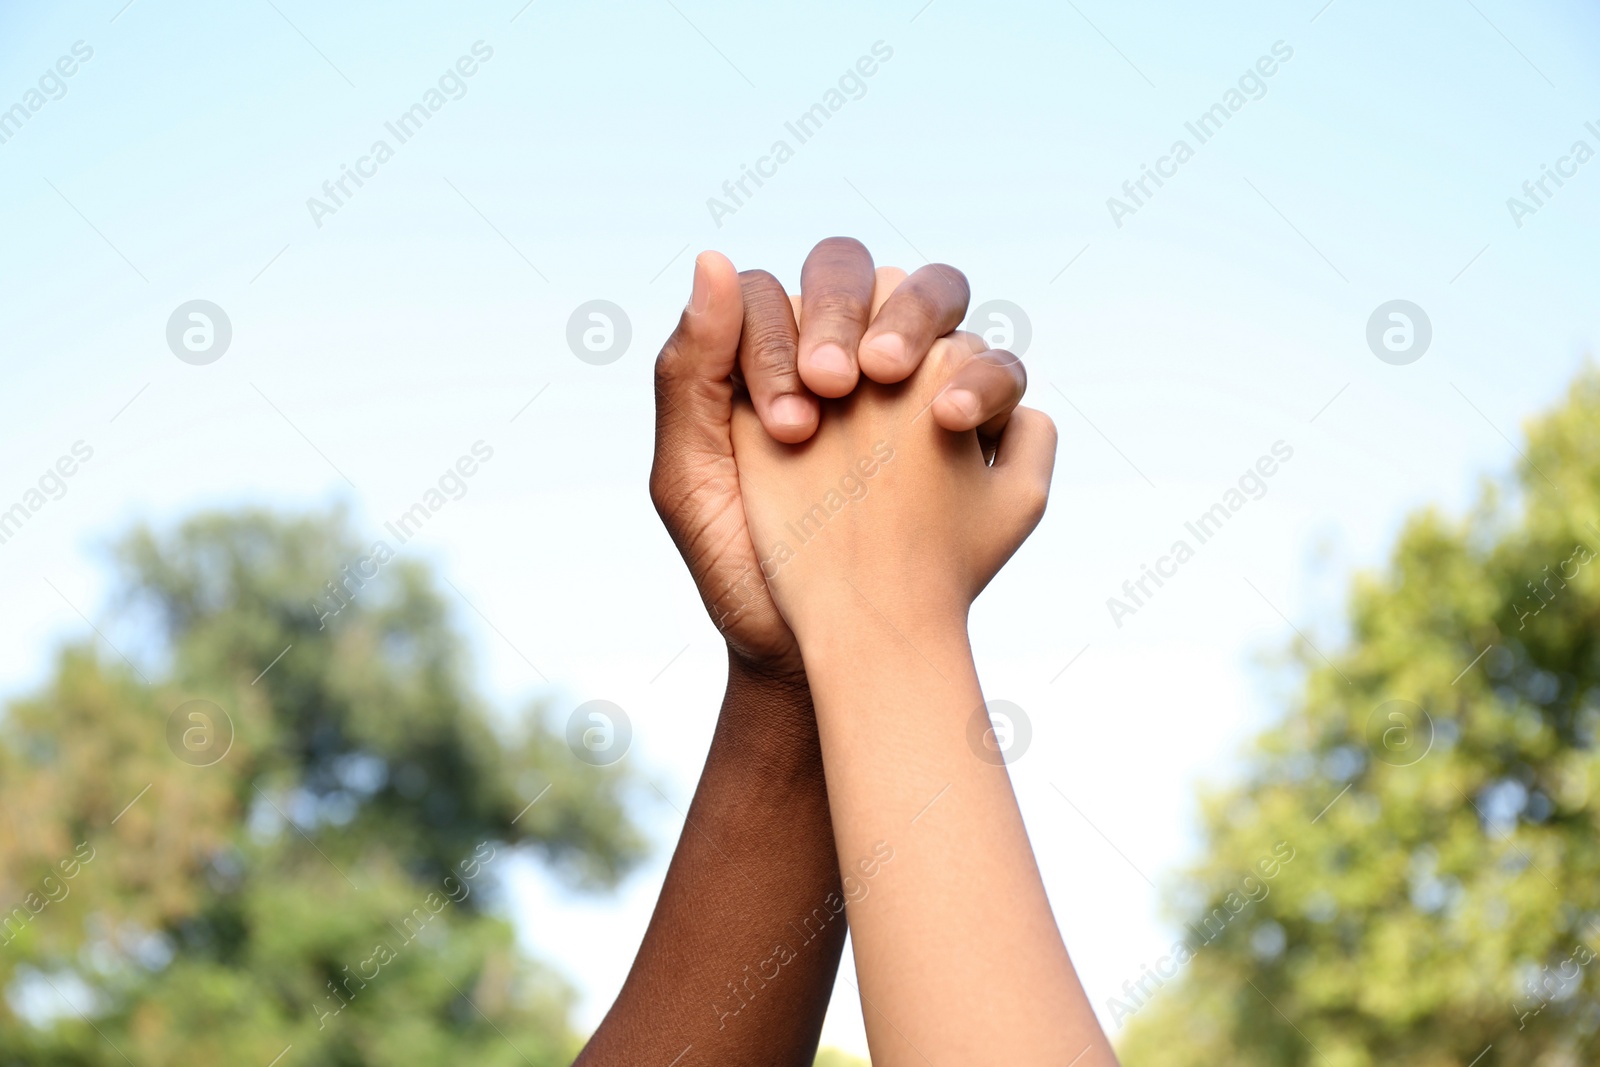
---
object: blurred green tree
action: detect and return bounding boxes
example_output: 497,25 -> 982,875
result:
1118,369 -> 1600,1066
0,509 -> 643,1066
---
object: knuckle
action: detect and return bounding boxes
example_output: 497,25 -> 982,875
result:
978,348 -> 1026,396
653,330 -> 689,388
890,282 -> 942,330
947,329 -> 988,355
741,274 -> 793,317
980,347 -> 1021,370
921,263 -> 971,306
926,335 -> 969,376
738,273 -> 800,383
806,289 -> 870,331
1018,407 -> 1058,449
742,320 -> 800,377
1018,481 -> 1050,525
739,268 -> 784,295
647,463 -> 675,516
741,271 -> 794,323
874,265 -> 909,293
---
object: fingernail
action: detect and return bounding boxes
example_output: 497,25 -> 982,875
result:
808,343 -> 852,377
689,255 -> 711,314
770,394 -> 812,428
862,332 -> 906,368
940,387 -> 981,424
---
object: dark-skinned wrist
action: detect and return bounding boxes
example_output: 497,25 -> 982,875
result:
717,650 -> 824,783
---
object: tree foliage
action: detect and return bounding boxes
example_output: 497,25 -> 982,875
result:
0,509 -> 643,1065
1118,369 -> 1600,1065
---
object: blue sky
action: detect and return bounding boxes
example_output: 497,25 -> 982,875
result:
2,0 -> 1598,1054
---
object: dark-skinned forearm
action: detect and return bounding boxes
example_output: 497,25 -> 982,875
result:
574,654 -> 847,1067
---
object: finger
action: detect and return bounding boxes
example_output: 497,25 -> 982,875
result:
930,349 -> 1027,455
858,263 -> 971,383
870,266 -> 909,316
737,269 -> 817,444
651,252 -> 744,519
796,236 -> 875,398
786,266 -> 903,333
987,406 -> 1057,529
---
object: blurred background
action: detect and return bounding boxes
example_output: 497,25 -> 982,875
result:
2,0 -> 1599,1063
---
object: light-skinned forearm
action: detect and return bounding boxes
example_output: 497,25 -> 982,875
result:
802,611 -> 1117,1067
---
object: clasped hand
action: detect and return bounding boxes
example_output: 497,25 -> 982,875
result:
582,238 -> 1116,1067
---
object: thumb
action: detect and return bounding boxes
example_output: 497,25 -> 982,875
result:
654,250 -> 744,456
987,405 -> 1057,537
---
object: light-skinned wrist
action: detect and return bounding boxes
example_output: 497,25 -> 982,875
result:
795,609 -> 974,687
